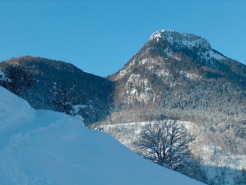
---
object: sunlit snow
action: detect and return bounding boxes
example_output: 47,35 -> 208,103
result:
0,87 -> 204,185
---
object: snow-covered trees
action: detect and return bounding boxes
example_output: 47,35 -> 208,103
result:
0,71 -> 8,85
50,84 -> 77,114
137,122 -> 195,175
0,65 -> 35,95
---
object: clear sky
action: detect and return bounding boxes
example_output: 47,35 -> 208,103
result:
0,0 -> 245,77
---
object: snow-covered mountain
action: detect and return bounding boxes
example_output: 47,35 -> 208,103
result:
108,31 -> 245,121
101,29 -> 246,184
150,29 -> 225,62
0,86 -> 204,185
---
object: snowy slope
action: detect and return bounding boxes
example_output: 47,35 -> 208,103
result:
98,122 -> 246,185
0,86 -> 204,185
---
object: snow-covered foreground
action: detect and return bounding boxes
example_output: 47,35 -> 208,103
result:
0,87 -> 204,185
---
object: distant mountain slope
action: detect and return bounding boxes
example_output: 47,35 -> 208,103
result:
108,30 -> 246,124
0,56 -> 114,124
99,30 -> 246,185
0,86 -> 204,185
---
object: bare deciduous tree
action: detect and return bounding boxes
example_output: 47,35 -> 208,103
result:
136,121 -> 195,175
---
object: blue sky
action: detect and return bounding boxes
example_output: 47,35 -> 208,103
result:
0,0 -> 245,77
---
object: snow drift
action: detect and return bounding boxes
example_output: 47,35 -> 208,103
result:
0,86 -> 204,185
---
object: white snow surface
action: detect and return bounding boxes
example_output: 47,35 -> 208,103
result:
149,29 -> 226,63
150,29 -> 211,49
0,87 -> 204,185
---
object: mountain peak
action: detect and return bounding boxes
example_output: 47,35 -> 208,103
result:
150,29 -> 211,49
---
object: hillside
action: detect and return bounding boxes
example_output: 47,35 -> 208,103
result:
0,56 -> 114,124
98,30 -> 246,185
0,86 -> 204,185
108,30 -> 246,124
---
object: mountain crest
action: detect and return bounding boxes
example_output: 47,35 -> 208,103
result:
150,29 -> 211,50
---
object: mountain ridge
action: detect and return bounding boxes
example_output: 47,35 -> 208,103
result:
0,56 -> 114,124
108,30 -> 246,121
111,29 -> 246,83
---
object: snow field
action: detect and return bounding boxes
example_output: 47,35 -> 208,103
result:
0,87 -> 204,185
